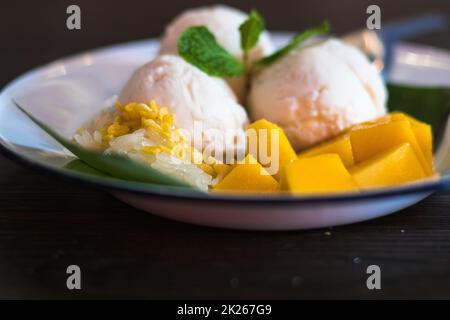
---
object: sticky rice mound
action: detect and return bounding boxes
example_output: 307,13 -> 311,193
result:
74,100 -> 215,190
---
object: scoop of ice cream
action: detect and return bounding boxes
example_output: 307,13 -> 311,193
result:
119,54 -> 249,156
159,5 -> 273,101
249,38 -> 387,150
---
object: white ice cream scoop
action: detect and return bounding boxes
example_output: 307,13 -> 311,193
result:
249,38 -> 387,151
159,5 -> 273,102
119,54 -> 249,157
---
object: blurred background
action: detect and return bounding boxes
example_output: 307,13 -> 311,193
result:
0,0 -> 449,87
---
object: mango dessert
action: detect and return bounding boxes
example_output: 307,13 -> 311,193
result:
213,112 -> 436,195
63,8 -> 436,198
350,143 -> 427,189
292,112 -> 435,193
348,116 -> 433,175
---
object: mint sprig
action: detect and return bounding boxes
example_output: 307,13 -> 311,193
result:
239,10 -> 265,64
257,20 -> 330,66
177,17 -> 330,77
178,26 -> 244,77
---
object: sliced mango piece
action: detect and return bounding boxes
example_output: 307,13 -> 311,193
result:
389,112 -> 433,169
350,143 -> 427,189
390,112 -> 426,126
247,119 -> 297,179
212,162 -> 234,183
348,112 -> 433,172
298,134 -> 354,167
280,154 -> 359,194
213,162 -> 233,176
213,155 -> 279,193
411,122 -> 433,169
349,119 -> 432,175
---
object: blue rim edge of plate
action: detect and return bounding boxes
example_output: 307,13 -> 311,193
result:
1,38 -> 450,205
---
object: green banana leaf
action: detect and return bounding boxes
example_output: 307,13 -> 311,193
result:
387,83 -> 450,138
64,159 -> 113,178
14,101 -> 195,189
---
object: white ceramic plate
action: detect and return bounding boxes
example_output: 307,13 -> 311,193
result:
1,34 -> 450,230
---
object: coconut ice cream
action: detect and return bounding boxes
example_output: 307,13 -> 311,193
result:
119,54 -> 249,156
159,5 -> 273,101
249,38 -> 387,150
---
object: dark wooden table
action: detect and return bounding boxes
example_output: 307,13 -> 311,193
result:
1,153 -> 450,299
1,0 -> 450,299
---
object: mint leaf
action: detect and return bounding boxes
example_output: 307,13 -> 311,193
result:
239,10 -> 265,58
178,26 -> 244,77
13,101 -> 195,189
257,20 -> 330,66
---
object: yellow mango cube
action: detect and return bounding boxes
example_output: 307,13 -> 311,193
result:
389,112 -> 433,169
350,143 -> 427,189
349,119 -> 432,175
349,112 -> 434,173
298,134 -> 354,167
213,155 -> 279,193
213,162 -> 233,176
246,119 -> 297,178
280,154 -> 359,194
411,122 -> 433,169
212,162 -> 234,183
